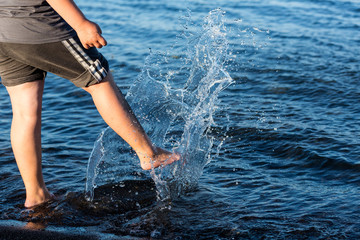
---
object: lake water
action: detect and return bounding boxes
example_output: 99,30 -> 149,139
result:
0,0 -> 359,239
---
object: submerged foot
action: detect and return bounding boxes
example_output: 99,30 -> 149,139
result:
24,188 -> 55,208
138,147 -> 181,170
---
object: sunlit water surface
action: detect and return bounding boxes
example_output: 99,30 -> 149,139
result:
0,0 -> 359,239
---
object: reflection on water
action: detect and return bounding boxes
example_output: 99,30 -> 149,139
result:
24,221 -> 46,231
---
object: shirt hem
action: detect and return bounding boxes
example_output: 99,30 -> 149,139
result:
0,31 -> 77,44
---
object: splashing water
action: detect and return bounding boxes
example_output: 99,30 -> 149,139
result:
85,8 -> 234,201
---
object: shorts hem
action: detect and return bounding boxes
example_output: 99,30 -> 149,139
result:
70,69 -> 109,88
1,72 -> 46,87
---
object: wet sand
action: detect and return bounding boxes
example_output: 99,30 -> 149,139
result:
0,225 -> 98,240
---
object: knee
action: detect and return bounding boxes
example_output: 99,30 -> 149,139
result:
6,81 -> 43,126
12,108 -> 41,127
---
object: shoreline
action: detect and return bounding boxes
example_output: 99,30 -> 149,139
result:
0,220 -> 100,240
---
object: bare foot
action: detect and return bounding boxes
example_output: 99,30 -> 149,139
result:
24,188 -> 54,208
138,147 -> 181,170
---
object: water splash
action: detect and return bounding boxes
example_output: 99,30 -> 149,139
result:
85,8 -> 233,201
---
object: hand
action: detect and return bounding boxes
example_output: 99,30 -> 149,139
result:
75,20 -> 107,49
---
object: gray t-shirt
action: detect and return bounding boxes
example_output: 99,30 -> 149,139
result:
0,0 -> 76,44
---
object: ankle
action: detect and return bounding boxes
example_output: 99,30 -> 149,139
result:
24,187 -> 52,208
135,145 -> 157,160
136,150 -> 155,170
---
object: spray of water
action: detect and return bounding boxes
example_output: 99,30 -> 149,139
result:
85,8 -> 233,201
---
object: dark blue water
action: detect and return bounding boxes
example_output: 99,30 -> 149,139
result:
1,0 -> 360,239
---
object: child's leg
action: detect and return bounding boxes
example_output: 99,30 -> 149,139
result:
6,80 -> 52,208
82,72 -> 180,170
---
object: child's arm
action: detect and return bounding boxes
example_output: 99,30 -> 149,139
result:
46,0 -> 107,49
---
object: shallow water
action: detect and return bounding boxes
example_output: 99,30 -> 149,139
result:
1,0 -> 360,239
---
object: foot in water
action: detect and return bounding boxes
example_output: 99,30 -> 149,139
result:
23,148 -> 180,207
138,147 -> 181,170
24,188 -> 55,208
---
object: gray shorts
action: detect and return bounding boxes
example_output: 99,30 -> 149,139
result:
0,36 -> 109,87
